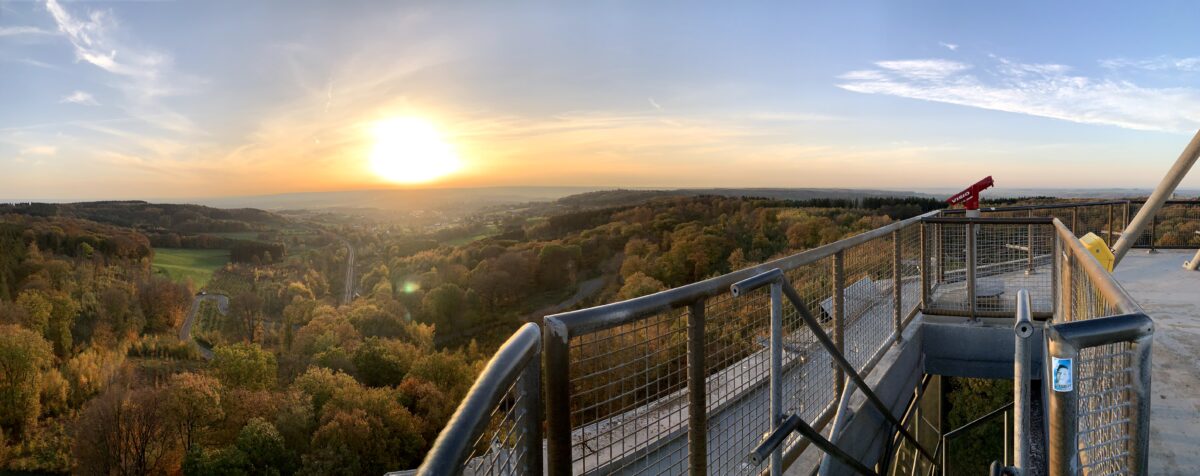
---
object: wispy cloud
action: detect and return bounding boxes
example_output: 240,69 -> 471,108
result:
44,0 -> 203,133
838,56 -> 1200,133
0,26 -> 54,37
1100,56 -> 1200,72
647,97 -> 662,110
60,90 -> 98,106
939,42 -> 959,51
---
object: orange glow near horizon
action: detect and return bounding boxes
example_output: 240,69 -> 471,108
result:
368,117 -> 462,184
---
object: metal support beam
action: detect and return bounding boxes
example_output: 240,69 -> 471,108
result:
1112,128 -> 1200,266
770,282 -> 783,476
967,222 -> 977,321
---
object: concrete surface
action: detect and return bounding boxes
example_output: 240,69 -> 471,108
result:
1112,250 -> 1200,475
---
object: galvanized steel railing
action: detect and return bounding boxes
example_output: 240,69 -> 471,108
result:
542,211 -> 937,475
1047,219 -> 1153,476
417,323 -> 542,476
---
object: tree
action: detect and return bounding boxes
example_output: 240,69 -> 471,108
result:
617,272 -> 666,301
15,291 -> 51,335
231,292 -> 264,343
420,284 -> 465,329
352,338 -> 419,388
45,291 -> 78,358
75,386 -> 175,476
0,325 -> 53,434
213,343 -> 277,391
165,372 -> 224,453
536,244 -> 581,288
139,276 -> 190,333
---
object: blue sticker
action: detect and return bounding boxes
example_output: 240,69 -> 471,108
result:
1052,357 -> 1073,392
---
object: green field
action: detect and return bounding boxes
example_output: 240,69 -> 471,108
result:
151,248 -> 229,288
202,231 -> 267,241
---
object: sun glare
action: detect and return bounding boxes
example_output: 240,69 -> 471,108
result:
369,117 -> 461,184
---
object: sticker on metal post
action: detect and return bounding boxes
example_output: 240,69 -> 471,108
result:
1052,357 -> 1073,392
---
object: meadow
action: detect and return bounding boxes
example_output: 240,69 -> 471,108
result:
151,248 -> 229,288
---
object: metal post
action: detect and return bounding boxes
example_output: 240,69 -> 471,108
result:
686,301 -> 707,475
1014,290 -> 1033,474
1003,410 -> 1011,467
967,223 -> 977,320
1071,207 -> 1078,235
1051,234 -> 1059,317
1112,128 -> 1200,265
520,355 -> 544,476
543,320 -> 572,475
893,230 -> 902,342
921,224 -> 930,310
833,250 -> 846,394
1187,249 -> 1200,271
1108,204 -> 1114,243
931,223 -> 940,281
769,282 -> 784,476
1061,251 -> 1072,321
1027,210 -> 1035,274
1123,201 -> 1131,233
1046,330 -> 1080,476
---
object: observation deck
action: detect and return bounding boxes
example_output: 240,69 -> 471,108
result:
412,199 -> 1200,476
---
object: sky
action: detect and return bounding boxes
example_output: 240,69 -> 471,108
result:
3,1 -> 1200,200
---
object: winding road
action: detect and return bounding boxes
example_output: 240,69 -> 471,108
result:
179,293 -> 229,360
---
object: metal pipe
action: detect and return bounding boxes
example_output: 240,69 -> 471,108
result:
1187,249 -> 1200,271
819,384 -> 856,476
686,300 -> 707,475
1014,289 -> 1033,475
418,323 -> 542,476
750,414 -> 878,475
770,281 -> 783,476
921,224 -> 931,309
1112,128 -> 1200,266
1027,210 -> 1035,275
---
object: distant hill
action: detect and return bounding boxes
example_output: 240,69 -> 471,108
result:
0,201 -> 285,234
182,186 -> 936,213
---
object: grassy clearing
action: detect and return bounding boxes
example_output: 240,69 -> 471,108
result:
151,248 -> 229,288
202,231 -> 267,241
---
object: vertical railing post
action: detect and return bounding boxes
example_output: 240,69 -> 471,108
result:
686,301 -> 707,476
769,282 -> 784,476
520,353 -> 544,476
1123,201 -> 1131,233
936,223 -> 946,282
893,229 -> 902,341
1061,251 -> 1073,321
1051,231 -> 1060,316
1003,410 -> 1011,467
1130,334 -> 1154,474
543,319 -> 572,476
1072,207 -> 1078,235
1108,204 -> 1115,242
1027,210 -> 1035,274
1046,329 -> 1080,476
967,222 -> 977,321
1013,290 -> 1033,474
833,250 -> 846,394
921,223 -> 930,311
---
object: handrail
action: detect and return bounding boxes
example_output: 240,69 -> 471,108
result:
416,323 -> 542,476
1052,219 -> 1142,316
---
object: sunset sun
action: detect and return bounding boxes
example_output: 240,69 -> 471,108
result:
369,117 -> 461,184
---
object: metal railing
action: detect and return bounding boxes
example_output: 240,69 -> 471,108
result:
417,323 -> 542,476
542,211 -> 938,475
920,217 -> 1057,319
1046,220 -> 1153,476
947,199 -> 1200,250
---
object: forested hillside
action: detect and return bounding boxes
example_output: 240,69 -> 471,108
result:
0,194 -> 938,474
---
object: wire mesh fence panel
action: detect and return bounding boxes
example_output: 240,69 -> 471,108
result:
842,233 -> 896,370
926,223 -> 970,314
1149,203 -> 1200,248
1075,341 -> 1136,475
568,308 -> 689,475
973,223 -> 1055,316
463,375 -> 537,476
1067,253 -> 1117,322
899,223 -> 923,321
